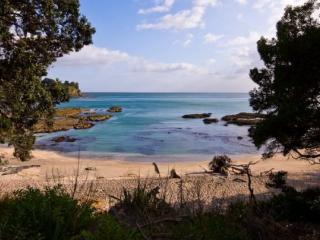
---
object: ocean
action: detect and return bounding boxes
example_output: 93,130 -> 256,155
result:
36,92 -> 260,161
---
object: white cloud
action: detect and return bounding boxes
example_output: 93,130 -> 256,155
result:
207,58 -> 216,64
225,32 -> 260,46
235,0 -> 247,4
230,47 -> 252,67
57,45 -> 207,74
133,61 -> 205,73
183,33 -> 194,47
59,45 -> 130,66
253,0 -> 307,34
237,13 -> 244,20
220,32 -> 263,73
137,0 -> 218,30
203,33 -> 224,43
138,0 -> 175,14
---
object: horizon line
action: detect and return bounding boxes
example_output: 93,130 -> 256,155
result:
81,91 -> 249,94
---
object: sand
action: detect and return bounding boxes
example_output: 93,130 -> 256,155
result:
0,146 -> 319,210
1,146 -> 319,179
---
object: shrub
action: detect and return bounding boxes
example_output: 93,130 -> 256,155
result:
209,155 -> 232,175
74,214 -> 141,240
112,182 -> 172,218
266,171 -> 288,189
259,187 -> 320,223
0,186 -> 94,240
169,214 -> 249,240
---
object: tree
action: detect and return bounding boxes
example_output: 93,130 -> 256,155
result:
0,0 -> 95,161
249,0 -> 320,163
42,78 -> 70,104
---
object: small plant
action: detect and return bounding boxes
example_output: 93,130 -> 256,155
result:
209,155 -> 232,175
258,187 -> 320,223
111,181 -> 172,219
169,168 -> 181,179
266,171 -> 288,189
0,154 -> 8,166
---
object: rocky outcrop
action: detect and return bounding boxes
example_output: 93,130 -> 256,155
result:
55,108 -> 85,118
203,118 -> 219,124
34,108 -> 112,133
34,118 -> 78,133
52,136 -> 77,143
73,120 -> 94,130
108,106 -> 122,113
86,114 -> 112,122
222,112 -> 266,126
182,113 -> 212,119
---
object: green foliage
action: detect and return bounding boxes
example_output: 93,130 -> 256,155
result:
0,186 -> 94,240
266,171 -> 288,189
169,214 -> 249,240
0,0 -> 95,161
259,187 -> 320,223
249,0 -> 320,160
76,214 -> 141,240
0,184 -> 319,240
114,182 -> 172,217
42,78 -> 70,104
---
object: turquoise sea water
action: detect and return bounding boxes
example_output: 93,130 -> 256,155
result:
36,93 -> 260,161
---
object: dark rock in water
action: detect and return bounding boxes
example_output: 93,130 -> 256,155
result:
74,120 -> 94,130
108,106 -> 122,113
182,113 -> 212,119
86,114 -> 112,122
237,136 -> 243,140
203,118 -> 219,124
52,136 -> 77,143
221,112 -> 266,126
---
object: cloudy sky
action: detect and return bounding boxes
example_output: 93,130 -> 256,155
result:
48,0 -> 307,92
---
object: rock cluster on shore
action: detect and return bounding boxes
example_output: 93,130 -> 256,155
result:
34,108 -> 117,133
108,106 -> 122,113
221,112 -> 266,126
182,112 -> 265,126
86,114 -> 112,122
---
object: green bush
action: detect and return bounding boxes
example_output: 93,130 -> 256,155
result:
259,187 -> 320,223
113,182 -> 172,217
169,214 -> 249,240
0,186 -> 141,240
76,214 -> 141,240
0,186 -> 94,240
266,171 -> 288,189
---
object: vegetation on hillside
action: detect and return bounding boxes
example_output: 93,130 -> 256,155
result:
249,0 -> 320,163
42,78 -> 82,102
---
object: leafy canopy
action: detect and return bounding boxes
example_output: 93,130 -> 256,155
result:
249,0 -> 320,163
0,0 -> 95,160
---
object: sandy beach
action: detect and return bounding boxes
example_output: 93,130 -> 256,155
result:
1,146 -> 319,180
1,146 -> 319,210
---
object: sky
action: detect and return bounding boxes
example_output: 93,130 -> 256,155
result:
48,0 -> 307,92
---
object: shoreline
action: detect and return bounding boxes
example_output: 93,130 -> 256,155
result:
1,146 -> 319,210
1,146 -> 319,180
